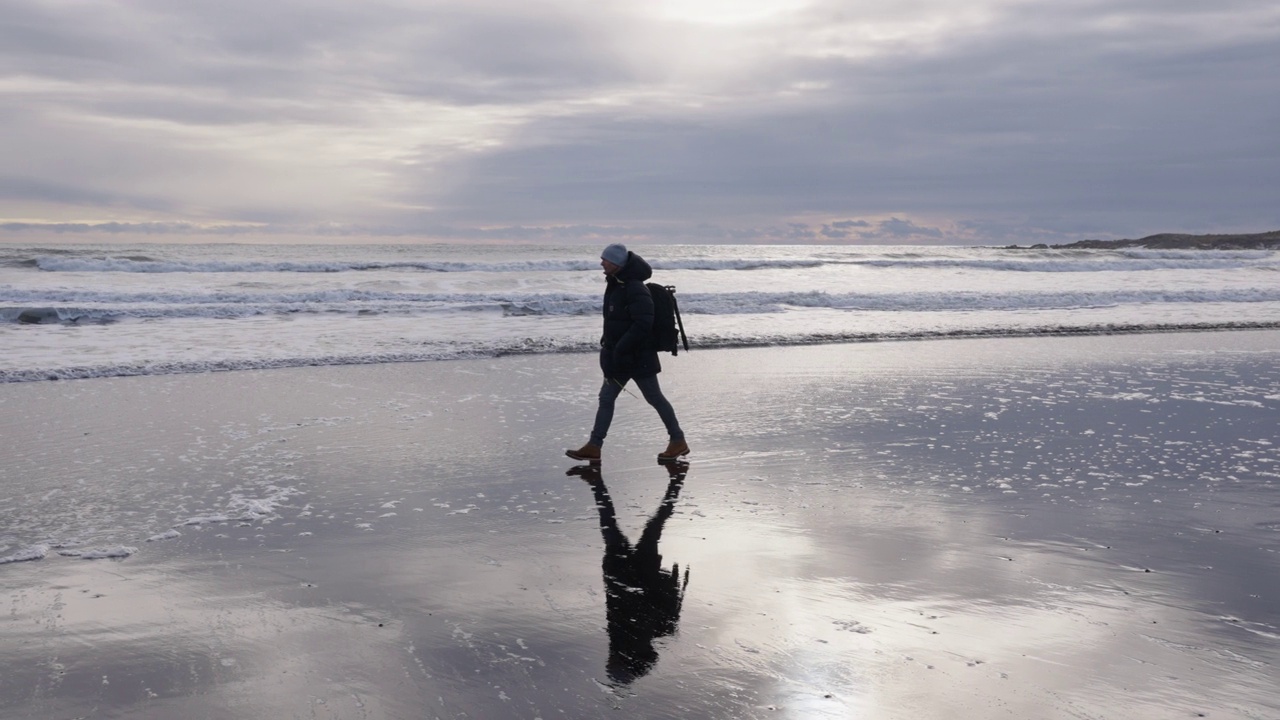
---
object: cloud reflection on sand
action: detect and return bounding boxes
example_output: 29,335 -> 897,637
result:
2,332 -> 1278,718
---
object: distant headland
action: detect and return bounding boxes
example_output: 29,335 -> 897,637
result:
1005,230 -> 1280,250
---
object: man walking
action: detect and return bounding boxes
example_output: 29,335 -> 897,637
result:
566,244 -> 689,464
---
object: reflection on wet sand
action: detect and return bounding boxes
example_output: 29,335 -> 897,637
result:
569,462 -> 690,686
5,334 -> 1280,719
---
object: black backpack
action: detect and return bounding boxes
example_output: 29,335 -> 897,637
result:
646,283 -> 689,355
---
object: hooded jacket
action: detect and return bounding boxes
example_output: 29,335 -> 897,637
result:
600,251 -> 661,378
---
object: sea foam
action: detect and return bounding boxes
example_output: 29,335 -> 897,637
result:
180,486 -> 300,526
56,546 -> 138,560
0,544 -> 50,565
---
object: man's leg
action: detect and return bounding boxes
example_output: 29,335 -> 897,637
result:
634,375 -> 683,442
589,378 -> 627,447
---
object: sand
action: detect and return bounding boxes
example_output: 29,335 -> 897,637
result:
2,330 -> 1278,719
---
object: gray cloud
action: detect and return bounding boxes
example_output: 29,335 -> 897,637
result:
877,218 -> 943,239
820,220 -> 872,239
1,0 -> 1277,244
0,176 -> 136,207
0,217 -> 957,246
405,1 -> 1280,238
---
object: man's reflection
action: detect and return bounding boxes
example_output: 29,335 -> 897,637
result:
568,462 -> 690,685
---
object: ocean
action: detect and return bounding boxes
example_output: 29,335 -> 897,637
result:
2,242 -> 1279,383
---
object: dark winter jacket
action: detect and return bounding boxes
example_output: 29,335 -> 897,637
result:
600,252 -> 661,379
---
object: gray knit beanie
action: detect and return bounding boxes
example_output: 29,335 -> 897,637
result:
600,243 -> 628,266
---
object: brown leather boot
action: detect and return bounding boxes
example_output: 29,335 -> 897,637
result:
657,439 -> 689,463
565,443 -> 601,463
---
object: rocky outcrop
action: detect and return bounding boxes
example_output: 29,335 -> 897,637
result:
1055,230 -> 1280,250
17,308 -> 62,324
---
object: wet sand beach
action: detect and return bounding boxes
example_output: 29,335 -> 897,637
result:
2,331 -> 1279,719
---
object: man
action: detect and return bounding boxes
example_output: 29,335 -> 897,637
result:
566,243 -> 689,463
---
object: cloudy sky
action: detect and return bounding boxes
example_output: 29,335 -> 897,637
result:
1,0 -> 1277,244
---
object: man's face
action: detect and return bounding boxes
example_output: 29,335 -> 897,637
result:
601,258 -> 621,276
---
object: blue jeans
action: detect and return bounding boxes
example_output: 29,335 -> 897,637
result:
590,375 -> 684,447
